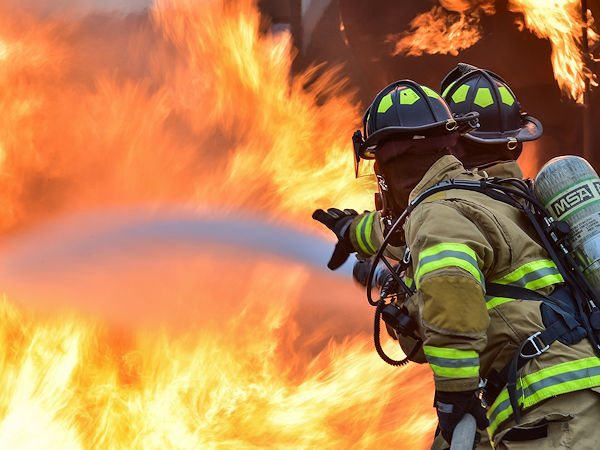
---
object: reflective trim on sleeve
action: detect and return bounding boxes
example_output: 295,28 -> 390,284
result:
415,243 -> 483,289
487,357 -> 600,437
484,295 -> 515,310
355,212 -> 377,255
493,259 -> 563,290
405,276 -> 413,289
423,345 -> 480,379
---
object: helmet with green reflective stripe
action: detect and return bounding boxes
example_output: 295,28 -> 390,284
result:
353,80 -> 478,164
440,63 -> 542,153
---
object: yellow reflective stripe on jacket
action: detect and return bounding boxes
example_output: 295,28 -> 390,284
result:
405,276 -> 413,289
484,296 -> 513,310
423,345 -> 480,378
487,356 -> 600,436
415,243 -> 483,289
493,259 -> 563,290
355,212 -> 377,255
485,259 -> 564,310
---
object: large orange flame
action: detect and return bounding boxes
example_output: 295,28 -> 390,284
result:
0,0 -> 436,447
0,0 -> 375,236
508,0 -> 597,103
387,0 -> 495,56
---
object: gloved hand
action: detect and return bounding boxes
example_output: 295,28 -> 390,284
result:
312,208 -> 358,270
435,390 -> 489,443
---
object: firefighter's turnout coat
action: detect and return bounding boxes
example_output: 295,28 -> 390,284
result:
350,155 -> 600,443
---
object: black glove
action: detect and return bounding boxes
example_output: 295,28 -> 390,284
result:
312,208 -> 358,270
435,390 -> 489,444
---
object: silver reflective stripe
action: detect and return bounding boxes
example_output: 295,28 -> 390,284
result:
417,249 -> 484,286
488,360 -> 600,434
425,355 -> 479,369
509,266 -> 561,288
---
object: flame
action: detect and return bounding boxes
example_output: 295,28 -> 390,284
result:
0,240 -> 436,448
0,0 -> 436,447
508,0 -> 595,103
0,0 -> 375,236
387,0 -> 496,56
388,0 -> 598,103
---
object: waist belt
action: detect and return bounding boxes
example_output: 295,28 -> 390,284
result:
483,283 -> 586,423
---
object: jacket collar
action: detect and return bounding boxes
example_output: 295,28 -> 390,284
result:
477,160 -> 524,179
408,155 -> 475,203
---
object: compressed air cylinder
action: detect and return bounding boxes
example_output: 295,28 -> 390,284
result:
534,156 -> 600,294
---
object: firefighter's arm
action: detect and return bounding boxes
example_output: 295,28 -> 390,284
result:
405,202 -> 492,392
349,210 -> 405,260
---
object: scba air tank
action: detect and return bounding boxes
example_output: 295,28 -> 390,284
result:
534,155 -> 600,294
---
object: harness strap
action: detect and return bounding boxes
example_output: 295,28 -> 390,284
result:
484,283 -> 583,422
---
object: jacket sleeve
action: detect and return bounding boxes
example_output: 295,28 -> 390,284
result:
405,201 -> 492,392
349,211 -> 405,260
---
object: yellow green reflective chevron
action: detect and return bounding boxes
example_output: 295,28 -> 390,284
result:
400,88 -> 420,105
498,86 -> 514,105
451,84 -> 470,103
474,87 -> 493,108
377,93 -> 393,113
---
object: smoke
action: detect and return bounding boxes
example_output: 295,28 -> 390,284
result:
3,0 -> 152,17
0,208 -> 359,327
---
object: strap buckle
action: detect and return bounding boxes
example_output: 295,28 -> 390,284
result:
402,247 -> 411,265
445,118 -> 458,131
520,331 -> 549,359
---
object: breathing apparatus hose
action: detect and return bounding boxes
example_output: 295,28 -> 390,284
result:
366,208 -> 413,306
373,299 -> 412,366
411,178 -> 600,354
365,206 -> 421,366
485,177 -> 600,353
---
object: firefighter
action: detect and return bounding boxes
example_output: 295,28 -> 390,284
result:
440,63 -> 543,179
437,64 -> 544,450
344,64 -> 543,267
314,80 -> 600,448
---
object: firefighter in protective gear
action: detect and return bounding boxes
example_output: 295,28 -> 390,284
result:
438,64 -> 545,450
350,65 -> 542,270
314,79 -> 600,448
440,63 -> 543,180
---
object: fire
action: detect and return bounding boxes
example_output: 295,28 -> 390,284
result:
508,0 -> 595,103
0,0 -> 374,236
389,0 -> 598,102
0,228 -> 436,448
0,0 -> 435,448
387,0 -> 496,56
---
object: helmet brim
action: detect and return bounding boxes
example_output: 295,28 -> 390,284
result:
360,114 -> 477,159
463,114 -> 543,145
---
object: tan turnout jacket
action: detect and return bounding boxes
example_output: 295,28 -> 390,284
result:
350,155 -> 600,440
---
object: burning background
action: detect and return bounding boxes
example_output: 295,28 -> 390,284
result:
0,0 -> 597,448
